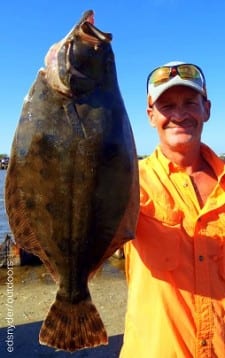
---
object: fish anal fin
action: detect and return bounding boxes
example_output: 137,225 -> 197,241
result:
5,181 -> 59,282
39,296 -> 108,352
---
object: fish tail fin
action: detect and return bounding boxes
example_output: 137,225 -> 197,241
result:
39,295 -> 108,352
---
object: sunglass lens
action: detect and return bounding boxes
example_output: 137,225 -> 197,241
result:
178,65 -> 201,79
150,67 -> 171,85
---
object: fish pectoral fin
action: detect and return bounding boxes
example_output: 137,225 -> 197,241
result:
39,295 -> 108,352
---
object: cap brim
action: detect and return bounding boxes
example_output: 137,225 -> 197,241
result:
148,75 -> 206,105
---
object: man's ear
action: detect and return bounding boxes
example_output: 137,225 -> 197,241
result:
204,99 -> 211,123
147,106 -> 156,127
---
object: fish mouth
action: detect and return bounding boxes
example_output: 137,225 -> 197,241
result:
79,21 -> 112,46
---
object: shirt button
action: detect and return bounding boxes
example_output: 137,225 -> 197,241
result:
199,255 -> 204,261
201,339 -> 207,346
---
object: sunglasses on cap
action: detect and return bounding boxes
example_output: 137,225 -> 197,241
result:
147,63 -> 206,90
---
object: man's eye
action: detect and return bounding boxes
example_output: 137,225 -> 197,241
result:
186,100 -> 198,106
160,104 -> 173,110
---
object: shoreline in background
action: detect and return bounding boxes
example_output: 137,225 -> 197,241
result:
0,257 -> 127,356
0,170 -> 11,244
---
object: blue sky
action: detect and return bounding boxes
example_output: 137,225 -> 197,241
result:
1,0 -> 225,156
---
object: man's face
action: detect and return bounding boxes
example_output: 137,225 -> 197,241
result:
147,85 -> 211,152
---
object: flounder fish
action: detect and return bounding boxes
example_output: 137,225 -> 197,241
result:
5,10 -> 139,352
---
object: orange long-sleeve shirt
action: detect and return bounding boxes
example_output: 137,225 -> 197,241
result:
120,144 -> 225,358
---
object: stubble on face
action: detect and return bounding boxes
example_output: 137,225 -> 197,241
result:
148,86 -> 210,154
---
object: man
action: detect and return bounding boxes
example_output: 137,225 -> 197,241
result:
120,61 -> 225,357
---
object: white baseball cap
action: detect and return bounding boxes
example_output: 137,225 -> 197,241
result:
147,61 -> 207,105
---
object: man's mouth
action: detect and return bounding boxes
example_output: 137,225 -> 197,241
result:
165,119 -> 197,130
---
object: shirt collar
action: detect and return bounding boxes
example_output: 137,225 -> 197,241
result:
154,143 -> 225,180
154,146 -> 181,175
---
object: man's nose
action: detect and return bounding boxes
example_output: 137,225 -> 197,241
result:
169,107 -> 187,122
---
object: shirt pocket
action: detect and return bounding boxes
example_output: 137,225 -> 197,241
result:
207,214 -> 225,281
135,213 -> 181,272
218,241 -> 225,281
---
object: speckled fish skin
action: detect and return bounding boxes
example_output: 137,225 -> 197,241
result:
5,10 -> 139,352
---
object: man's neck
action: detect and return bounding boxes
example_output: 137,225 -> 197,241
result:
159,143 -> 205,175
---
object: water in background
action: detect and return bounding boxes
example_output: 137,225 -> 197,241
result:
0,170 -> 11,243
